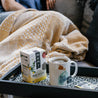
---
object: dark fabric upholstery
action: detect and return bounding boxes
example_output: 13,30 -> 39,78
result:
85,4 -> 98,66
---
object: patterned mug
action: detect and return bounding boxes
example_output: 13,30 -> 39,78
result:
49,56 -> 78,86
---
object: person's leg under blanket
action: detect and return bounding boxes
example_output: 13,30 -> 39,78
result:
0,9 -> 88,77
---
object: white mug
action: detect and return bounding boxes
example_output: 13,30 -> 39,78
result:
49,56 -> 78,86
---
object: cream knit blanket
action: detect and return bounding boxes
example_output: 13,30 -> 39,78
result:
0,9 -> 88,77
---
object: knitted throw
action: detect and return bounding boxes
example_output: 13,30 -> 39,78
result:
0,9 -> 88,77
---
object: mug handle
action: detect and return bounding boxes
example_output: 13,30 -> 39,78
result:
70,61 -> 78,77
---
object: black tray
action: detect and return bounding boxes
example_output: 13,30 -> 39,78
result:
0,63 -> 98,97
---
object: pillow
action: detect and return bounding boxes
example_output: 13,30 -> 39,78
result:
81,0 -> 94,34
85,4 -> 98,66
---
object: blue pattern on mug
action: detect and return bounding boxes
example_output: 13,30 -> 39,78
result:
58,71 -> 68,85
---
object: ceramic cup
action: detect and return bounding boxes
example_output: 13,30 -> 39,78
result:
49,56 -> 78,86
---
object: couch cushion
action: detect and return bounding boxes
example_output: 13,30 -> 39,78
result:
76,61 -> 94,67
54,0 -> 86,28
